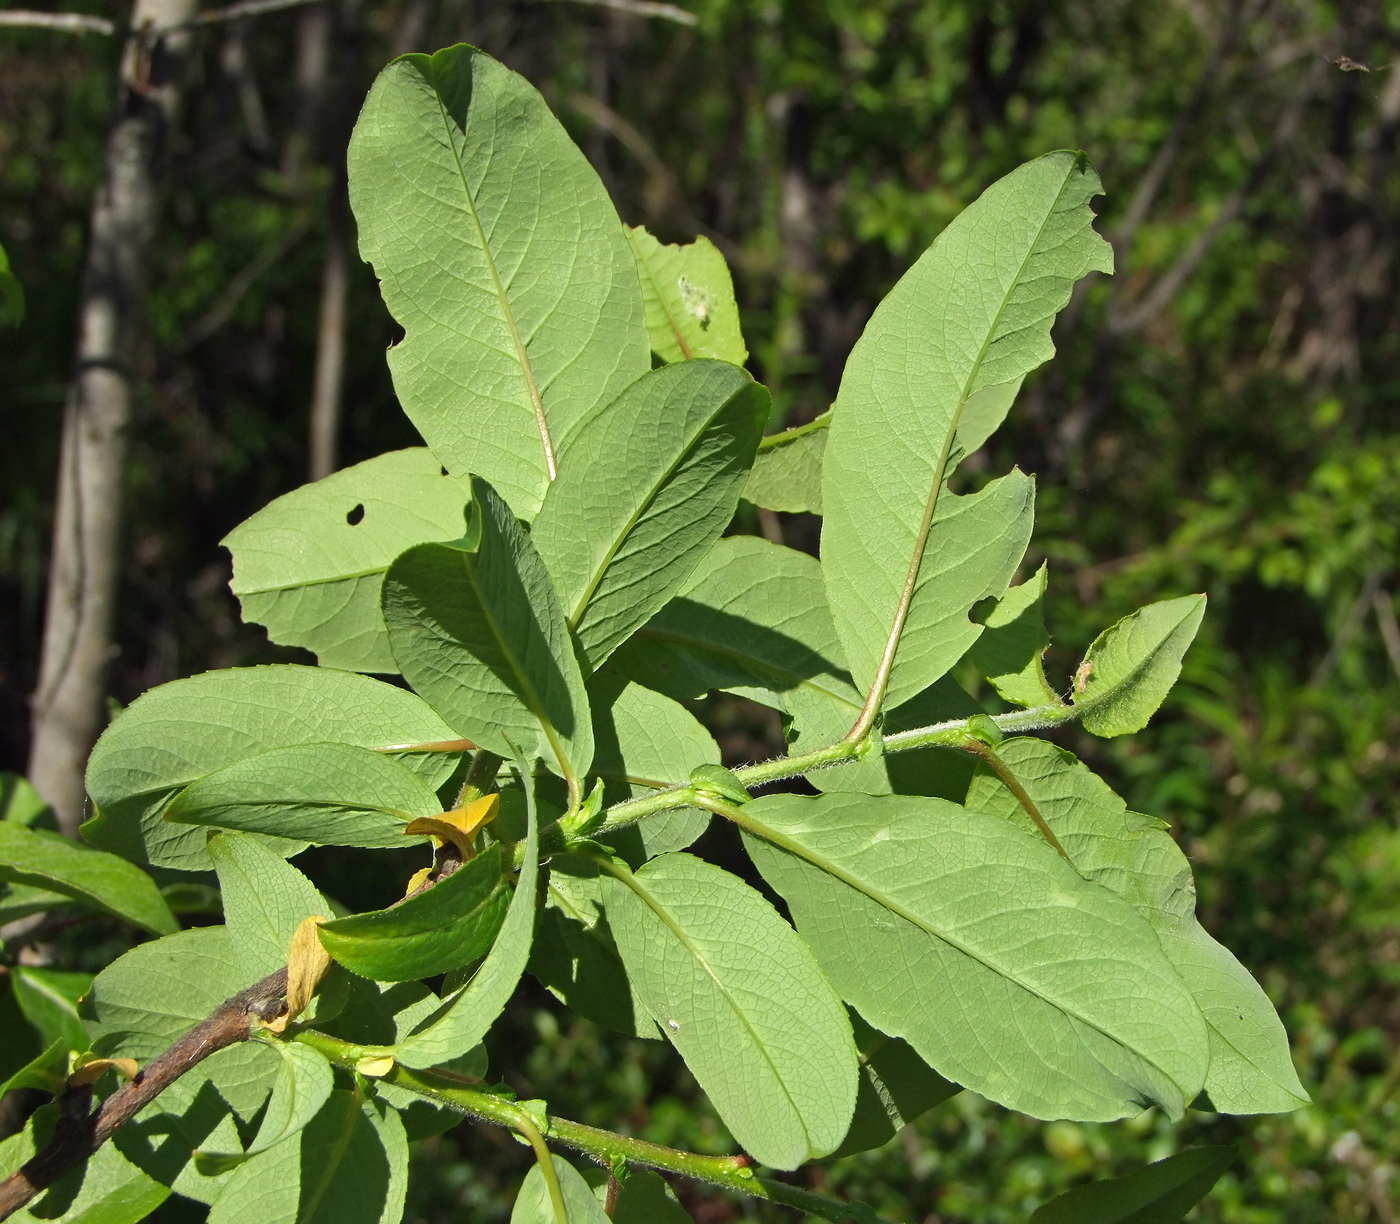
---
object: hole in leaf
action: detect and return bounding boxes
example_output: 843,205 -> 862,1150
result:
346,504 -> 365,526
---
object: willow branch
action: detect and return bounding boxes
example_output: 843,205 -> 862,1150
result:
291,1030 -> 884,1223
0,969 -> 289,1223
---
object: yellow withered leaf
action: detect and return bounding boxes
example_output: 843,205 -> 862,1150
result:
403,792 -> 499,859
69,1055 -> 139,1087
268,914 -> 331,1032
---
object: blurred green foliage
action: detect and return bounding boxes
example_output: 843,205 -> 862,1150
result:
3,0 -> 1399,1219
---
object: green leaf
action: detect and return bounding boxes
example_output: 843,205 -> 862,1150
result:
588,676 -> 715,863
349,45 -> 648,519
11,966 -> 91,1053
208,833 -> 332,979
611,536 -> 861,749
626,226 -> 747,365
319,846 -> 510,981
822,152 -> 1111,715
511,1155 -> 610,1224
84,665 -> 460,870
742,412 -> 828,514
167,743 -> 442,850
532,854 -> 658,1040
206,1091 -> 408,1224
194,1041 -> 335,1174
0,976 -> 42,1085
4,1116 -> 169,1224
384,477 -> 593,790
831,1011 -> 960,1158
1,1040 -> 69,1098
605,1169 -> 693,1224
1072,595 -> 1207,737
223,449 -> 471,673
741,792 -> 1209,1122
1029,1146 -> 1236,1224
0,824 -> 176,935
391,757 -> 539,1067
1,772 -> 57,828
0,240 -> 23,328
966,738 -> 1308,1114
83,926 -> 280,1120
532,361 -> 768,668
967,563 -> 1059,707
601,852 -> 857,1169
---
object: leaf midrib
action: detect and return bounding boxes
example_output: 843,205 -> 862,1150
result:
568,388 -> 737,632
859,165 -> 1080,721
744,811 -> 1189,1089
434,92 -> 557,482
455,544 -> 576,788
618,865 -> 812,1151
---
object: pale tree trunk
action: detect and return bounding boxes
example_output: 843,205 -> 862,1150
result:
27,0 -> 195,834
297,0 -> 359,482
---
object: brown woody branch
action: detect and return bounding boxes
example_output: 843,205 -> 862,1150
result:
0,968 -> 288,1223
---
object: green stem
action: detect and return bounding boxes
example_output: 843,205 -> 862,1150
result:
289,1030 -> 875,1223
595,699 -> 1077,836
956,737 -> 1069,859
455,749 -> 503,810
515,1109 -> 569,1224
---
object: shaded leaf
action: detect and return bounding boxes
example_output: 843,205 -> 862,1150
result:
83,926 -> 280,1121
511,1156 -> 610,1224
11,966 -> 91,1053
1073,595 -> 1207,737
611,536 -> 861,749
742,412 -> 828,515
223,449 -> 470,672
0,824 -> 175,935
626,226 -> 747,365
1,773 -> 56,829
319,845 -> 510,981
84,665 -> 459,870
822,152 -> 1111,712
967,738 -> 1308,1114
588,676 -> 715,864
384,477 -> 593,789
194,1042 -> 334,1174
3,1111 -> 169,1224
532,360 -> 767,668
0,240 -> 23,328
742,792 -> 1209,1121
206,1091 -> 408,1224
601,852 -> 857,1169
168,744 -> 441,850
391,759 -> 538,1067
532,854 -> 658,1040
349,45 -> 648,518
831,1012 -> 960,1158
1029,1146 -> 1236,1223
968,563 -> 1058,707
607,1170 -> 693,1224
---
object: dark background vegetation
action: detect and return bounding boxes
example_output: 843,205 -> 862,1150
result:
3,0 -> 1399,1219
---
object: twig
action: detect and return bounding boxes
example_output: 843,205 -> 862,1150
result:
1310,568 -> 1382,688
1373,588 -> 1400,679
0,969 -> 288,1222
553,0 -> 696,26
0,0 -> 322,38
0,10 -> 114,33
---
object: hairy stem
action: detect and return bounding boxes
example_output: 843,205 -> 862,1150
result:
597,698 -> 1077,836
290,1030 -> 877,1222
